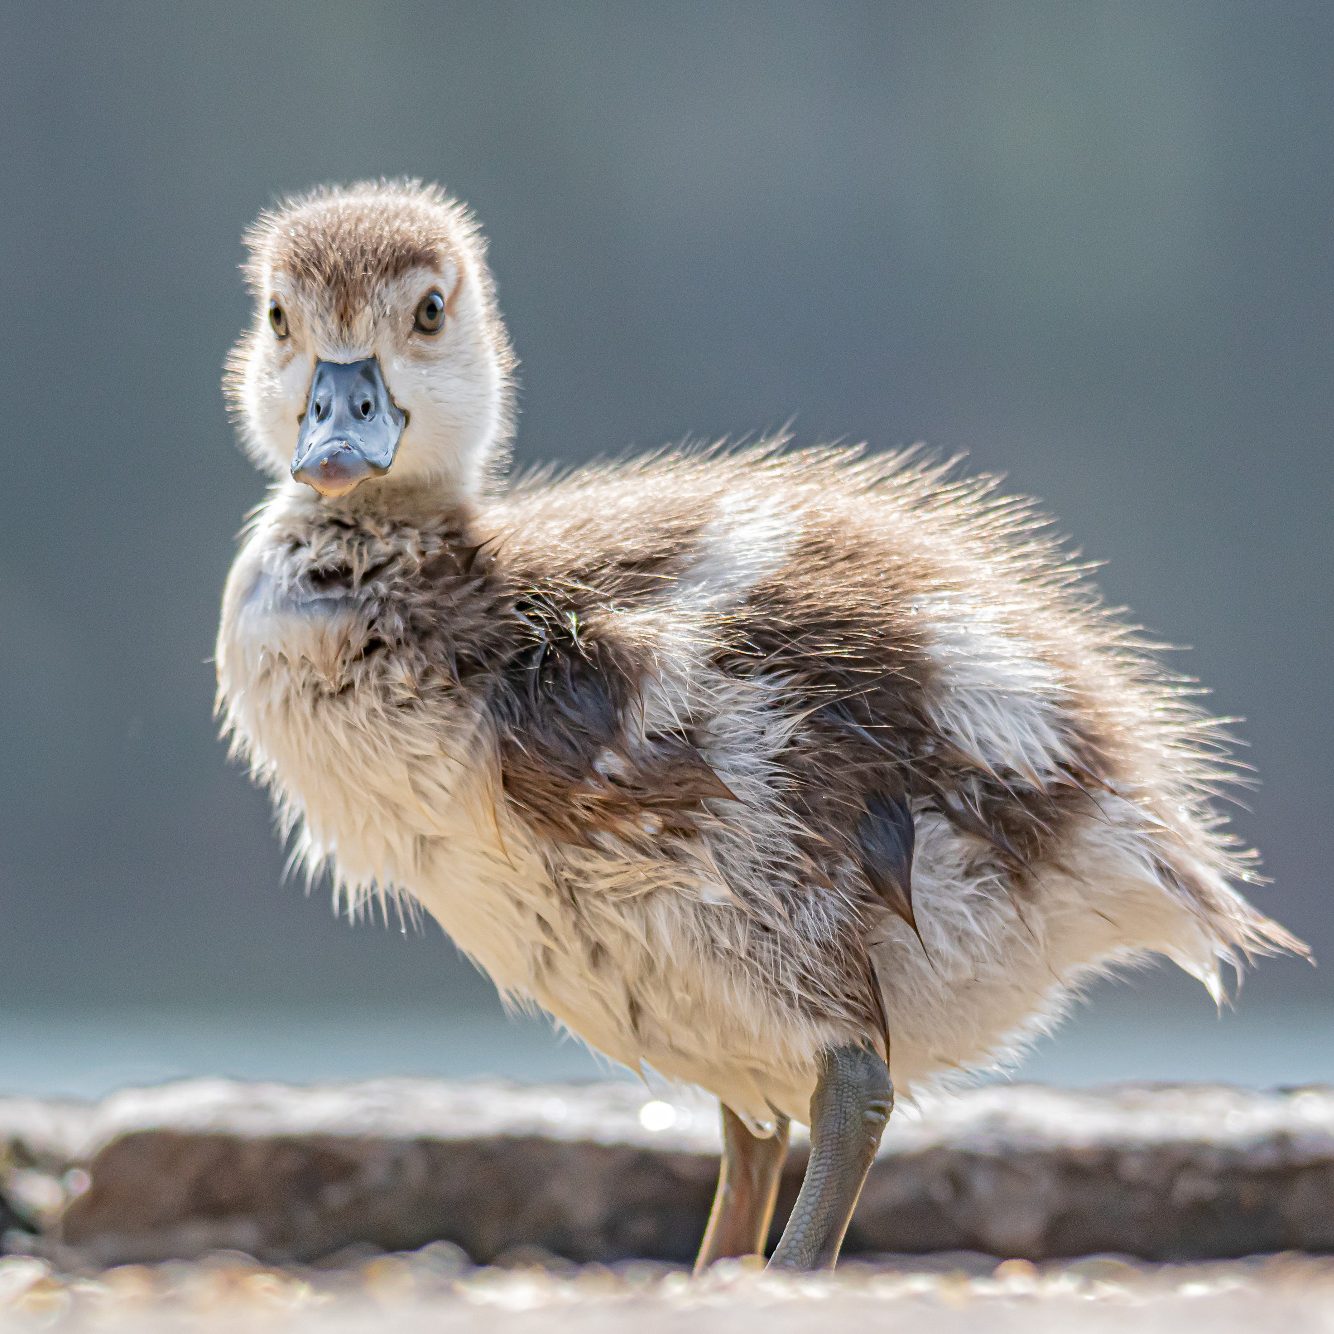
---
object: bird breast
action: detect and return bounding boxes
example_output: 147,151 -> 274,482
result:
217,539 -> 488,894
231,566 -> 365,688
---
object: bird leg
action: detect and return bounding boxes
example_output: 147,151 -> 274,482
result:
767,1042 -> 893,1270
693,1104 -> 791,1272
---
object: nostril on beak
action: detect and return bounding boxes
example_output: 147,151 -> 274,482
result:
294,359 -> 403,495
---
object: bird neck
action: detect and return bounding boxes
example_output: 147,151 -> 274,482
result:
279,474 -> 486,537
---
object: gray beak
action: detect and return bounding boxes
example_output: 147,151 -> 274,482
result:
292,358 -> 406,498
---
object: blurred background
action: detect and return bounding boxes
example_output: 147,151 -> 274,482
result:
1,1 -> 1329,1098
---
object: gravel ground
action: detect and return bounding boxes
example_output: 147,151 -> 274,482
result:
3,1251 -> 1334,1332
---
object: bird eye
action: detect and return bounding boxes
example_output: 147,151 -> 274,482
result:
413,288 -> 447,335
268,299 -> 289,339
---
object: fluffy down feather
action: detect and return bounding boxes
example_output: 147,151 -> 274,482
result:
218,441 -> 1302,1126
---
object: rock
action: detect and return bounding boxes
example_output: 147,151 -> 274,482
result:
0,1093 -> 93,1251
21,1081 -> 1334,1266
51,1080 -> 721,1266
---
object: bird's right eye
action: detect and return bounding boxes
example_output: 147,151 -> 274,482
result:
268,300 -> 289,339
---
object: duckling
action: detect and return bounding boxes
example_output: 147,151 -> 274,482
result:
216,180 -> 1302,1271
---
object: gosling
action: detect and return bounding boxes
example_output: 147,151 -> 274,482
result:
216,180 -> 1301,1270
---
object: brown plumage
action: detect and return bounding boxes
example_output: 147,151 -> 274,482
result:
216,180 -> 1303,1270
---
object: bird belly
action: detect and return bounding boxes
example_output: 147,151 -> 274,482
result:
220,571 -> 824,1117
406,837 -> 837,1127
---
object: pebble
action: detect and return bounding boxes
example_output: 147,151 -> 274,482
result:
0,1251 -> 1333,1331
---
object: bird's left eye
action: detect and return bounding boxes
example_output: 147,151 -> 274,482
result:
268,300 -> 289,339
413,289 -> 447,335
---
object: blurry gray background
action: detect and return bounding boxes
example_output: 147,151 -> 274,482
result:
2,1 -> 1330,1096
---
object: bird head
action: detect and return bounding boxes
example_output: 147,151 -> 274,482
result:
226,180 -> 516,505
